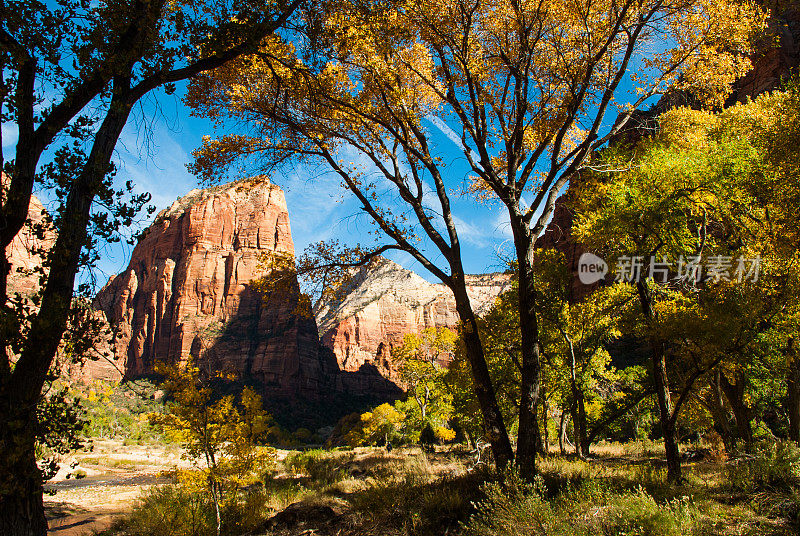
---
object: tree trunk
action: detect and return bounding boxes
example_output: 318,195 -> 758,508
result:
0,78 -> 135,536
567,339 -> 589,458
559,410 -> 570,455
541,389 -> 550,456
718,371 -> 753,450
0,408 -> 47,536
514,229 -> 542,480
706,370 -> 735,453
653,347 -> 681,482
570,397 -> 581,457
211,478 -> 222,536
636,281 -> 681,482
787,339 -> 800,444
577,391 -> 590,457
451,281 -> 514,469
533,401 -> 546,456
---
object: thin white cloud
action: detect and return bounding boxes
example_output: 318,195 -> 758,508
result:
87,123 -> 200,284
116,123 -> 198,211
492,209 -> 513,239
277,161 -> 362,254
2,123 -> 18,149
453,214 -> 490,249
426,115 -> 477,161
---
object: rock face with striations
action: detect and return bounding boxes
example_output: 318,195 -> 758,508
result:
315,258 -> 512,381
4,183 -> 55,297
95,177 -> 341,396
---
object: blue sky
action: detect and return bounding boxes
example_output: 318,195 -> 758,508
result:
2,82 -> 517,288
4,50 -> 655,289
112,87 -> 518,283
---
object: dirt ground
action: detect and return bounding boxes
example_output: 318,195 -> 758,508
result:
43,440 -> 296,536
44,440 -> 188,536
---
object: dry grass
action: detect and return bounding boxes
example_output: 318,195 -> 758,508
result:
83,441 -> 800,536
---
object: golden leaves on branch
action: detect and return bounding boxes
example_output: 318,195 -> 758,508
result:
184,0 -> 770,229
149,359 -> 277,505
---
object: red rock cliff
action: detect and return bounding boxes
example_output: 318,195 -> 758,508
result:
4,184 -> 55,297
95,177 -> 338,396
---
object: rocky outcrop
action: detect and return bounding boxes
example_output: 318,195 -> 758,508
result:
315,258 -> 512,380
733,3 -> 799,102
4,188 -> 55,298
94,177 -> 401,403
95,177 -> 333,395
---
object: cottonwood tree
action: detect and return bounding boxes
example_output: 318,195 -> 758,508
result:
186,0 -> 766,479
393,327 -> 457,439
420,0 -> 765,480
187,8 -> 516,468
572,89 -> 800,480
535,250 -> 631,458
150,361 -> 276,536
475,259 -> 650,458
0,1 -> 302,534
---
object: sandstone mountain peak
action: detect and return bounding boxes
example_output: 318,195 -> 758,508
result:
95,178 -> 305,382
94,177 -> 400,411
315,257 -> 449,335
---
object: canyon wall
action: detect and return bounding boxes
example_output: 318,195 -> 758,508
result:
94,177 -> 401,402
93,175 -> 512,394
3,178 -> 121,380
315,258 -> 513,381
95,177 -> 336,395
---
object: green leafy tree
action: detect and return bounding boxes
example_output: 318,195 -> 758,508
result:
150,360 -> 276,536
393,328 -> 456,440
34,384 -> 87,485
536,250 -> 634,457
573,85 -> 800,480
357,403 -> 406,447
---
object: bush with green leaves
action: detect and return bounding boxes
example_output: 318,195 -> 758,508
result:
78,380 -> 165,442
419,422 -> 437,451
35,384 -> 87,482
727,440 -> 800,494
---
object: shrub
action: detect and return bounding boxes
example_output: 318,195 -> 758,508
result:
727,440 -> 800,494
102,484 -> 273,536
283,449 -> 352,485
464,478 -> 706,536
464,476 -> 554,536
599,492 -> 700,536
419,422 -> 437,451
348,462 -> 481,535
107,486 -> 215,536
219,489 -> 273,534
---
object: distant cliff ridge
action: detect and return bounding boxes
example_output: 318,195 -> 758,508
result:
315,257 -> 513,382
